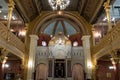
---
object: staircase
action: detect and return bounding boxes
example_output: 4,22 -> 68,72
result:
54,78 -> 66,80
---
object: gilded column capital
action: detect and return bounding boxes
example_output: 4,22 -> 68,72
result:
103,0 -> 110,10
25,23 -> 29,30
8,0 -> 15,9
7,0 -> 15,40
92,25 -> 95,32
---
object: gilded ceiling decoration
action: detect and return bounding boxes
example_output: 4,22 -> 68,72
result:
14,0 -> 106,23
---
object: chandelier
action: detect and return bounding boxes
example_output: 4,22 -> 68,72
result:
48,0 -> 70,10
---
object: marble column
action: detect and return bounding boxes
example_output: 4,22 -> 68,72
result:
27,35 -> 38,80
82,35 -> 92,79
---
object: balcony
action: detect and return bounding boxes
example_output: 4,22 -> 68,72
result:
0,22 -> 25,59
92,21 -> 120,59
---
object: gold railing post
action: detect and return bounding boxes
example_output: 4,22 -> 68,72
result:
7,0 -> 14,29
103,0 -> 112,32
0,49 -> 9,80
92,25 -> 95,46
7,0 -> 15,41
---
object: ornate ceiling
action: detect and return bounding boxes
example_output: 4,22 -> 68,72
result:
14,0 -> 106,23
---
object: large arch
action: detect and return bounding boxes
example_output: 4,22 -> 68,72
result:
29,11 -> 91,35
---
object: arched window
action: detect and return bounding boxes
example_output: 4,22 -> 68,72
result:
73,41 -> 78,47
42,41 -> 47,46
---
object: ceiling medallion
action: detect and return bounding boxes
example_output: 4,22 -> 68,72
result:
48,0 -> 70,10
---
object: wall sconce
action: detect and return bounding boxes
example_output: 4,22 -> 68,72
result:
109,66 -> 114,70
28,60 -> 33,69
19,30 -> 26,36
88,62 -> 93,69
94,31 -> 101,38
5,63 -> 9,68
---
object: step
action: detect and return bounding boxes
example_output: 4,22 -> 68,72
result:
54,78 -> 66,80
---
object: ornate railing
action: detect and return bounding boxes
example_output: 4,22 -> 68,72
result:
92,21 -> 120,54
0,22 -> 25,53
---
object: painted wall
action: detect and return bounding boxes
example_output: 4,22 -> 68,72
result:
4,60 -> 23,80
96,60 -> 116,80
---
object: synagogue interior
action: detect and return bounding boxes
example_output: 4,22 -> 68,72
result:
0,0 -> 120,80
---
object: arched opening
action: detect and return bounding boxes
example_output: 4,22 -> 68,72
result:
72,63 -> 84,80
35,63 -> 48,80
33,11 -> 89,80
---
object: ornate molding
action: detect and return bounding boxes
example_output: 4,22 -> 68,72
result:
28,11 -> 91,36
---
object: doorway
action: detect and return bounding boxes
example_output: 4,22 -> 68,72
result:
54,59 -> 65,78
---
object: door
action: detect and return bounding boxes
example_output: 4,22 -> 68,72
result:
54,59 -> 65,78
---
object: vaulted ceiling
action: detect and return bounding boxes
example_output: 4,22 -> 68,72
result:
14,0 -> 106,23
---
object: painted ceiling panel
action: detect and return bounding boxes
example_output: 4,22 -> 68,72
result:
64,21 -> 76,35
44,20 -> 77,35
55,21 -> 64,35
44,21 -> 56,35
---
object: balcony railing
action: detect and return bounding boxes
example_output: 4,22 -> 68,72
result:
92,21 -> 120,54
0,22 -> 25,53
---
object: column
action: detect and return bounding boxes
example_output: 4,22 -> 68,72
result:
7,0 -> 14,29
25,23 -> 29,46
0,49 -> 9,80
110,50 -> 120,80
103,0 -> 112,32
82,35 -> 92,80
7,0 -> 15,41
27,35 -> 38,80
92,59 -> 98,80
92,25 -> 95,46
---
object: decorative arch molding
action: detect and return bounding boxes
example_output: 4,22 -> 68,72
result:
29,11 -> 91,35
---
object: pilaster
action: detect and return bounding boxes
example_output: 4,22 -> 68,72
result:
27,35 -> 38,80
82,35 -> 92,79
